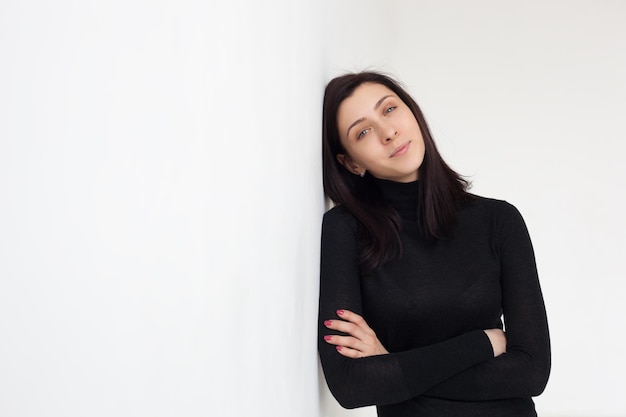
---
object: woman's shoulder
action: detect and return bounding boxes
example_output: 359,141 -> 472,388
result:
466,194 -> 520,215
465,194 -> 527,230
322,204 -> 358,231
324,204 -> 356,221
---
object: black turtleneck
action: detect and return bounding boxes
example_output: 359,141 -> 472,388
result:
374,178 -> 419,221
318,181 -> 550,417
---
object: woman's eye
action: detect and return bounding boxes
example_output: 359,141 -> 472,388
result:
357,128 -> 370,139
385,106 -> 397,114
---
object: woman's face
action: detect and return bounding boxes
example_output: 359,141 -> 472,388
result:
336,82 -> 425,183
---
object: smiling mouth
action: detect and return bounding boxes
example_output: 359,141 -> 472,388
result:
390,142 -> 410,158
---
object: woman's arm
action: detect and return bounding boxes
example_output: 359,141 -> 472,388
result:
318,207 -> 496,409
424,202 -> 551,400
323,309 -> 506,359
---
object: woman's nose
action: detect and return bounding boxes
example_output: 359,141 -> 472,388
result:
382,124 -> 398,143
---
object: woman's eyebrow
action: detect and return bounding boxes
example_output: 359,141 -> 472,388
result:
346,95 -> 395,137
346,118 -> 365,138
374,94 -> 394,110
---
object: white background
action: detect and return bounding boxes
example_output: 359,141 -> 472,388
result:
1,1 -> 624,417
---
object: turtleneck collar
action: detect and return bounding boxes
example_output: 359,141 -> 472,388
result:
374,178 -> 419,221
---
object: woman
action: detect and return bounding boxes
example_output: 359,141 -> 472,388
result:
318,72 -> 550,417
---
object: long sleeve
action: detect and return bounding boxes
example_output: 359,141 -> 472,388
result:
425,202 -> 551,400
318,207 -> 495,409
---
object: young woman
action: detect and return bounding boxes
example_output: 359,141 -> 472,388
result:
318,72 -> 550,417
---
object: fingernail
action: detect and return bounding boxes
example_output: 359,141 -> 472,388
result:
336,346 -> 343,351
324,320 -> 332,327
324,335 -> 332,341
337,309 -> 344,316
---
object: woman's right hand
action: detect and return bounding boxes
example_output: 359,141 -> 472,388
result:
483,329 -> 507,357
323,309 -> 389,358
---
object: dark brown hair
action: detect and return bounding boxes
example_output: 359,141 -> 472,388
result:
322,71 -> 471,274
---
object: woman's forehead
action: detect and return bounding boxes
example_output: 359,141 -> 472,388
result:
337,83 -> 396,127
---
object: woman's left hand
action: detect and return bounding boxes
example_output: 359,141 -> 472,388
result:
323,309 -> 389,358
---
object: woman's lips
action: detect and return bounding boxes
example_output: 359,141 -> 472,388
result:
390,141 -> 410,158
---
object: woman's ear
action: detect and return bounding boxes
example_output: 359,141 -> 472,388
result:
336,154 -> 363,176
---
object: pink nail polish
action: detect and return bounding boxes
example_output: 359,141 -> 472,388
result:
336,346 -> 343,351
324,335 -> 332,341
337,309 -> 344,316
324,320 -> 332,326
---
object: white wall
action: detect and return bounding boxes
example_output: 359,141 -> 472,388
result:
1,1 -> 624,417
0,1 -> 323,416
321,1 -> 626,417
